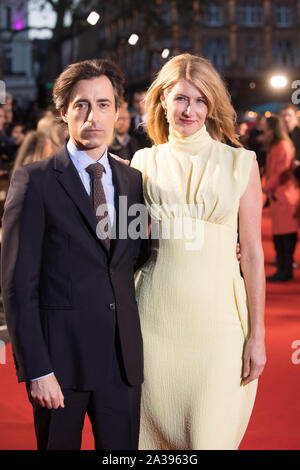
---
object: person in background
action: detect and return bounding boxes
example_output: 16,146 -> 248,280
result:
280,103 -> 300,181
12,130 -> 54,173
237,121 -> 249,147
263,115 -> 299,282
248,114 -> 267,177
130,89 -> 152,148
109,104 -> 140,161
37,116 -> 67,148
279,104 -> 300,268
0,105 -> 18,221
7,122 -> 26,148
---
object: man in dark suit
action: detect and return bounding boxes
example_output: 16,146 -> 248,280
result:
129,89 -> 152,149
1,59 -> 148,450
109,104 -> 140,161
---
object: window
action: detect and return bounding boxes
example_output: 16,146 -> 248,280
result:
236,4 -> 264,26
206,3 -> 223,26
203,38 -> 229,70
247,36 -> 255,48
273,39 -> 297,66
276,5 -> 292,27
138,47 -> 146,75
245,55 -> 258,70
162,1 -> 172,25
6,6 -> 11,29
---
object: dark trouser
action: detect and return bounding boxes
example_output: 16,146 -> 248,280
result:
273,232 -> 297,277
26,335 -> 141,450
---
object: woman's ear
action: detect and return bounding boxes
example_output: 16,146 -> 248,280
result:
160,93 -> 167,111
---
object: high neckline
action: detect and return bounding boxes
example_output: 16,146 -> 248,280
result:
168,124 -> 212,154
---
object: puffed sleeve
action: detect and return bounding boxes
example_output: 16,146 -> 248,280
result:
234,148 -> 257,199
130,148 -> 147,173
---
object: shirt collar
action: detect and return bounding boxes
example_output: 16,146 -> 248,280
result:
67,138 -> 110,174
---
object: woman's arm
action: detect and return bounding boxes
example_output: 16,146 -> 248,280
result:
238,159 -> 266,386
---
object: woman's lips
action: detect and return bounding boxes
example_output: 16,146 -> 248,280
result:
180,119 -> 196,125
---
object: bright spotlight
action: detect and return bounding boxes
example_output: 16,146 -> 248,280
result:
161,48 -> 170,59
87,11 -> 100,25
128,34 -> 139,46
270,75 -> 287,88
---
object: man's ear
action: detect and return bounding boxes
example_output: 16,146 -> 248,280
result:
115,108 -> 119,122
61,109 -> 68,123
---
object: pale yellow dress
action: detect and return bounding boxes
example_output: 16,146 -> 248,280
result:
130,124 -> 258,450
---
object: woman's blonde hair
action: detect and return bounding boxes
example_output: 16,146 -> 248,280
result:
37,117 -> 66,152
146,53 -> 240,146
12,130 -> 49,172
12,118 -> 66,174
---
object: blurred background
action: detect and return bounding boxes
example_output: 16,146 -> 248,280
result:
0,0 -> 300,450
0,0 -> 300,114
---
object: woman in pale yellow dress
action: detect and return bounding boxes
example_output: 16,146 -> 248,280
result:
131,54 -> 266,450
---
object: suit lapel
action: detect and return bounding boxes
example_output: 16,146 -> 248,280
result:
54,145 -> 108,252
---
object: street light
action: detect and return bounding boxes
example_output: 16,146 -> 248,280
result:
270,75 -> 287,88
161,48 -> 170,59
128,34 -> 139,46
86,11 -> 100,26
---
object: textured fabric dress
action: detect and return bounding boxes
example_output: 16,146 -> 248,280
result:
130,125 -> 259,450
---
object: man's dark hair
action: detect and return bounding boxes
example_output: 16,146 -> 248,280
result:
53,59 -> 125,113
280,103 -> 298,114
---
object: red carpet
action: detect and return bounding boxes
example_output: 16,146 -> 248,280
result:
0,207 -> 300,450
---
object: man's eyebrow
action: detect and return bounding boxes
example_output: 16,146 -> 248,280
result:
73,98 -> 112,104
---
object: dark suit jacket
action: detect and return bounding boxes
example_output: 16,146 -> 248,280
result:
1,145 -> 147,389
129,117 -> 153,149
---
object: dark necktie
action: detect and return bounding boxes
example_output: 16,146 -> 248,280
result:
86,162 -> 111,251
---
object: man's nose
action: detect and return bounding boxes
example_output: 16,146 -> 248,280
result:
87,106 -> 100,122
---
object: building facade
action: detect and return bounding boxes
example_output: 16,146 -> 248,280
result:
0,0 -> 36,106
82,0 -> 300,110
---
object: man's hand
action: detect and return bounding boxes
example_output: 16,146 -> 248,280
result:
30,374 -> 64,409
236,242 -> 241,263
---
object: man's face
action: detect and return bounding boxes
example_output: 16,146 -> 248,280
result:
11,125 -> 25,145
281,108 -> 298,133
0,109 -> 5,131
133,92 -> 146,116
61,76 -> 119,155
115,106 -> 131,136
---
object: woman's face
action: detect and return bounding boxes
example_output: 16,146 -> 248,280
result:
161,79 -> 208,136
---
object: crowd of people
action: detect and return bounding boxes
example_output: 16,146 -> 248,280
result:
237,103 -> 300,282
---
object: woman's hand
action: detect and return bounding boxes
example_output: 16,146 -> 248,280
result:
242,335 -> 266,386
110,153 -> 130,166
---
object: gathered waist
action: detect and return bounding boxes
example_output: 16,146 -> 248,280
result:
146,218 -> 241,278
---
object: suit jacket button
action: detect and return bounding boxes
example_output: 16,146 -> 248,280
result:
109,303 -> 116,310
